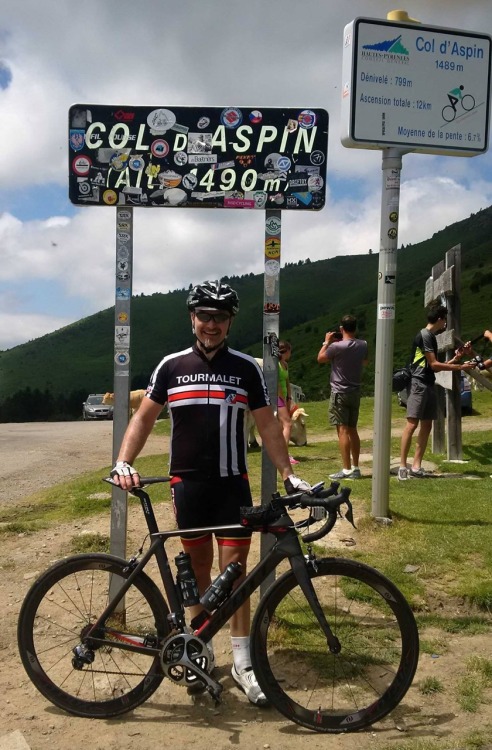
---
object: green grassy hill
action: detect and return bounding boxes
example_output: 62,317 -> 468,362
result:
1,205 -> 491,420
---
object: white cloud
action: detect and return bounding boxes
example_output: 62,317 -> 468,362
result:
0,312 -> 75,350
1,170 -> 487,340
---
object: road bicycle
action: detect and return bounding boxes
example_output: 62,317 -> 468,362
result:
442,92 -> 475,122
18,477 -> 419,734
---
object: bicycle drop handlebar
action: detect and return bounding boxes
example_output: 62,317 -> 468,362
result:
105,476 -> 355,545
273,482 -> 355,543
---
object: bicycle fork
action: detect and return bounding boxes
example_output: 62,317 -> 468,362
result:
290,551 -> 341,654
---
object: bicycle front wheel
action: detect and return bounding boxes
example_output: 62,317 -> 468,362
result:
442,105 -> 456,122
18,554 -> 170,718
251,558 -> 419,733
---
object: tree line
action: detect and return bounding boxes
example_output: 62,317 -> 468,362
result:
0,388 -> 88,422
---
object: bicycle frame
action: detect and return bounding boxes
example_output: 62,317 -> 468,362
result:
87,486 -> 340,655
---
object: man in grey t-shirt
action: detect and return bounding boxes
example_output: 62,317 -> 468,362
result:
317,315 -> 368,480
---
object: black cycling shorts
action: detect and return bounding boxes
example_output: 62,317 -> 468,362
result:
170,473 -> 253,547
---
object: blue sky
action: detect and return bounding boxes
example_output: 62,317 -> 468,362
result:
1,0 -> 491,350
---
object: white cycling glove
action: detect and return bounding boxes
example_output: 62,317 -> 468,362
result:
111,461 -> 138,479
284,475 -> 312,494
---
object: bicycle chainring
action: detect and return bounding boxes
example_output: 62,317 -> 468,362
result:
160,633 -> 211,688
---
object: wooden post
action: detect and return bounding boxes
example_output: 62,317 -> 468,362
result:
431,260 -> 445,454
445,245 -> 462,460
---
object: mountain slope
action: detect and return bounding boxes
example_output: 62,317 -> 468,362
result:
1,205 -> 491,420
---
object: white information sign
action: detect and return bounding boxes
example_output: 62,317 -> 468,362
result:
341,17 -> 491,156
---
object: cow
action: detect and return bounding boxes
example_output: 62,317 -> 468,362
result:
102,389 -> 147,414
245,404 -> 309,449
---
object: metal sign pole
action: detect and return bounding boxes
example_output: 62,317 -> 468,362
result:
445,245 -> 462,460
371,148 -> 404,519
260,208 -> 281,594
110,206 -> 133,562
68,104 -> 327,569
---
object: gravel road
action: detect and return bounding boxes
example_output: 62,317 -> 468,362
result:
0,421 -> 167,504
2,414 -> 491,505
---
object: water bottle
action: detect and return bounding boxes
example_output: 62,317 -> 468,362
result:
175,552 -> 200,607
200,562 -> 243,613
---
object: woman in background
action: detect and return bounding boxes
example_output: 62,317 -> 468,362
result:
277,341 -> 298,465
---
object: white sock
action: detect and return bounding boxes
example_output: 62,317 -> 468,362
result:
342,468 -> 352,475
231,636 -> 251,673
351,466 -> 359,471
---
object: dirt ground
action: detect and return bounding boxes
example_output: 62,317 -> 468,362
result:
0,420 -> 491,750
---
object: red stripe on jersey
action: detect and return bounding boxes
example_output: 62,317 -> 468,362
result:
168,390 -> 210,401
168,390 -> 249,404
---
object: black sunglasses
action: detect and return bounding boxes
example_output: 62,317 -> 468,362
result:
195,311 -> 231,324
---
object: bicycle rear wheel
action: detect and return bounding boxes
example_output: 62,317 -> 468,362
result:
251,558 -> 419,733
18,554 -> 170,718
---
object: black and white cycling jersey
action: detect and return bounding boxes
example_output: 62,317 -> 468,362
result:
146,344 -> 269,478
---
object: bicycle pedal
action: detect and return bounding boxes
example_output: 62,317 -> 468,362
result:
207,683 -> 223,705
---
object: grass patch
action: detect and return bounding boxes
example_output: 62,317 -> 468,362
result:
0,454 -> 171,534
461,581 -> 492,612
70,533 -> 111,553
0,521 -> 43,534
419,635 -> 449,656
417,614 -> 490,636
379,727 -> 492,750
419,676 -> 444,695
456,656 -> 492,712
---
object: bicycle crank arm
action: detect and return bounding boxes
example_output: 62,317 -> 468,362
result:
160,633 -> 223,700
186,664 -> 223,700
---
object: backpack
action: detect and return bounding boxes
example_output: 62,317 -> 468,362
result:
391,364 -> 413,393
392,353 -> 426,393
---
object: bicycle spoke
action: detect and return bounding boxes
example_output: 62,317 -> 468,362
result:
252,559 -> 418,732
18,555 -> 168,718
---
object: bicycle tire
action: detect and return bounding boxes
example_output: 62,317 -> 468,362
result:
461,94 -> 475,112
18,554 -> 170,718
442,105 -> 456,122
251,557 -> 419,733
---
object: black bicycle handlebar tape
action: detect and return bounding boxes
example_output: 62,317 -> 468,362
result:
299,488 -> 352,544
300,486 -> 351,509
301,514 -> 338,544
279,481 -> 340,509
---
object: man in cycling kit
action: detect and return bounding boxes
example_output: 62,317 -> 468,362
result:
111,280 -> 310,706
